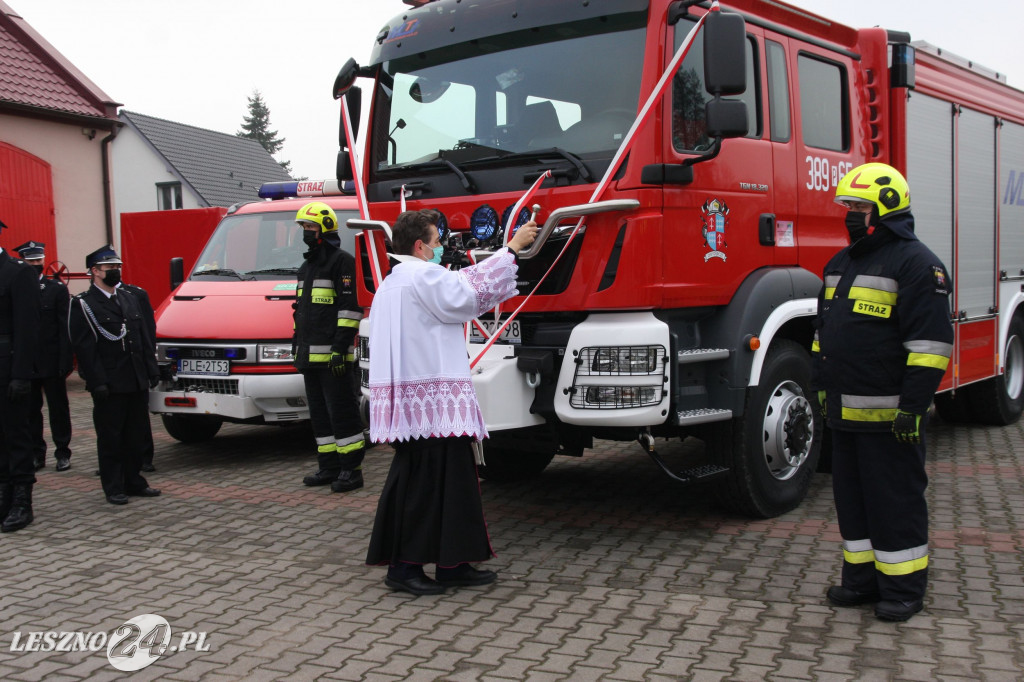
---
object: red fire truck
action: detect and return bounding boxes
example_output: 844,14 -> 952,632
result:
334,0 -> 1024,517
148,182 -> 359,442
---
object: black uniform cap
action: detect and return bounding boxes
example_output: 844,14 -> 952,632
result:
85,245 -> 122,269
14,240 -> 45,260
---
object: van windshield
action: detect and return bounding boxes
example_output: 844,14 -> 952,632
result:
371,13 -> 646,174
191,210 -> 359,280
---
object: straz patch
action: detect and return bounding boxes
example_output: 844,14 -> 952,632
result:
311,295 -> 334,305
700,199 -> 729,262
932,266 -> 949,294
853,300 -> 892,318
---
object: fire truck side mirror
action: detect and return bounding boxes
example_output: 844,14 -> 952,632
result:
702,11 -> 746,96
705,99 -> 748,139
170,257 -> 184,291
337,151 -> 354,183
333,58 -> 359,98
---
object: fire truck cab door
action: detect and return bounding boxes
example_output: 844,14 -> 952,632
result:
660,18 -> 775,308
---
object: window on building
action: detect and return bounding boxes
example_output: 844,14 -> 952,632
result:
157,182 -> 183,210
798,54 -> 848,151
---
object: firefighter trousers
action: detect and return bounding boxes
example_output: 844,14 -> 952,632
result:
31,376 -> 72,462
832,428 -> 929,602
302,367 -> 364,472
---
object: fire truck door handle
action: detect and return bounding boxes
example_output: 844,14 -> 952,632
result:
758,214 -> 776,246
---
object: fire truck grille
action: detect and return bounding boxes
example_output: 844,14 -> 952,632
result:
171,378 -> 240,395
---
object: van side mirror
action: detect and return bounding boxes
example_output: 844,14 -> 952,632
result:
170,257 -> 184,290
703,11 -> 746,95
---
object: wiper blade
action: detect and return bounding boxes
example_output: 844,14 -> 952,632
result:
191,268 -> 250,280
245,267 -> 300,275
524,147 -> 593,182
420,158 -> 476,193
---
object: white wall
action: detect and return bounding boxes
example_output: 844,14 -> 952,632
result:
110,122 -> 204,240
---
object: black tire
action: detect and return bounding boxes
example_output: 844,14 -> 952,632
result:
711,340 -> 822,518
965,315 -> 1024,426
161,414 -> 223,443
477,448 -> 554,482
933,391 -> 974,423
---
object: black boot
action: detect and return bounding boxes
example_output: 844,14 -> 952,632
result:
1,484 -> 34,533
0,484 -> 12,520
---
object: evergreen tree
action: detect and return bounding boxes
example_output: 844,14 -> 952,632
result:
237,89 -> 294,175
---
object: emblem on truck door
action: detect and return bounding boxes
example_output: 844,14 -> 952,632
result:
700,199 -> 729,262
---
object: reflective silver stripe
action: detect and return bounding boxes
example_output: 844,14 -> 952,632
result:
309,345 -> 333,354
903,340 -> 953,357
843,539 -> 873,553
851,275 -> 898,293
316,435 -> 335,446
312,279 -> 333,288
336,433 -> 363,447
338,310 -> 362,320
874,544 -> 929,564
841,394 -> 900,409
824,275 -> 841,288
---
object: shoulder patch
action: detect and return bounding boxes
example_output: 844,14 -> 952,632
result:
932,265 -> 949,294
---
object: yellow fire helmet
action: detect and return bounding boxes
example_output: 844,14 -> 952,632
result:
834,162 -> 911,218
295,201 -> 338,233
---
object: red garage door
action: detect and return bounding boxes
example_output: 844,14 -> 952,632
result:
0,141 -> 56,261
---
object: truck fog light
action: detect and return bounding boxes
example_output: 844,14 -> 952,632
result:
580,385 -> 659,408
286,397 -> 307,407
586,346 -> 663,375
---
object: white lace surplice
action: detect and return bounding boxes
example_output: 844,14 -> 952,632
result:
368,249 -> 519,443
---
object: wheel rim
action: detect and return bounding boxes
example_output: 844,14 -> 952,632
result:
1005,332 -> 1024,401
761,380 -> 813,481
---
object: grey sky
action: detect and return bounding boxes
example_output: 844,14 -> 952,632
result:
12,1 -> 1023,181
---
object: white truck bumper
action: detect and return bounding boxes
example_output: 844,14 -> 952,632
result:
149,373 -> 309,423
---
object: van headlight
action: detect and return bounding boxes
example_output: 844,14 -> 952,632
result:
259,344 -> 294,362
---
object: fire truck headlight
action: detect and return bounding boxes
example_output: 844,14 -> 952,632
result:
470,204 -> 499,242
588,346 -> 661,375
580,386 -> 660,408
259,344 -> 294,362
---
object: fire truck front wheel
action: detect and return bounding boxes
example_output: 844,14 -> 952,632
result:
161,414 -> 223,443
711,340 -> 822,518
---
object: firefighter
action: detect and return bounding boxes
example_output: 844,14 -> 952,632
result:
0,220 -> 40,532
69,246 -> 161,504
14,241 -> 73,472
116,279 -> 158,472
812,162 -> 953,622
293,201 -> 365,493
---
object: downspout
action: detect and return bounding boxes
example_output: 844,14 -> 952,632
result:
101,123 -> 120,245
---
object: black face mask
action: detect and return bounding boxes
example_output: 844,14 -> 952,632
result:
844,211 -> 869,243
31,264 -> 44,276
101,269 -> 121,287
302,231 -> 321,248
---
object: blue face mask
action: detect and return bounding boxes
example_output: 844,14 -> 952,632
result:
428,245 -> 444,264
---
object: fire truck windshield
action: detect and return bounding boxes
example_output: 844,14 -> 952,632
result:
370,13 -> 646,175
191,210 -> 359,280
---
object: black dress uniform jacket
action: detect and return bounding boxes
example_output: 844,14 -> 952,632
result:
0,250 -> 39,382
812,214 -> 954,431
293,239 -> 361,369
32,275 -> 72,379
69,285 -> 158,393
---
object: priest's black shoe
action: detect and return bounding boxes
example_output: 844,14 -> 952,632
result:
128,487 -> 161,497
436,564 -> 498,587
826,586 -> 880,607
56,457 -> 71,472
875,599 -> 923,622
330,469 -> 363,493
385,574 -> 446,596
303,469 -> 340,486
106,494 -> 130,505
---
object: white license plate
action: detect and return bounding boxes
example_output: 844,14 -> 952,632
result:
178,359 -> 230,376
468,318 -> 521,344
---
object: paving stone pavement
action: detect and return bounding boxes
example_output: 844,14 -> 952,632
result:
1,376 -> 1022,681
